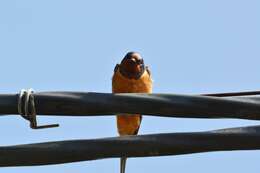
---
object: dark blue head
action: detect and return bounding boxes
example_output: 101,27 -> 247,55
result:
119,52 -> 145,79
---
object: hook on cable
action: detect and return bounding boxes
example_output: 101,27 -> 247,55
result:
17,89 -> 59,129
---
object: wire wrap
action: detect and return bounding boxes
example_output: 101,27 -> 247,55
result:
17,89 -> 59,129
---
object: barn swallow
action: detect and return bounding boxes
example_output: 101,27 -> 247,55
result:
112,52 -> 153,173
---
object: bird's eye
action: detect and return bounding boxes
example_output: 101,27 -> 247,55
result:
136,59 -> 143,64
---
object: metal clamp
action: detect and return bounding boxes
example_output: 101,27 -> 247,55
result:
18,89 -> 59,129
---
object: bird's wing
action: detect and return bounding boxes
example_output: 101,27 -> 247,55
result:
146,66 -> 151,76
114,64 -> 120,73
133,116 -> 142,135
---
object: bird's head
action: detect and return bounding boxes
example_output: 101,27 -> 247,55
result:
119,52 -> 145,79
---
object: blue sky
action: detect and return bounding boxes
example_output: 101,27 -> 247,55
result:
0,0 -> 259,172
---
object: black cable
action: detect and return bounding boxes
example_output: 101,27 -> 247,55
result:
1,92 -> 260,120
0,125 -> 260,167
203,90 -> 260,97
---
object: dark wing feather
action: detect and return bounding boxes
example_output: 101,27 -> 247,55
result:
114,64 -> 120,73
146,66 -> 151,76
133,116 -> 142,135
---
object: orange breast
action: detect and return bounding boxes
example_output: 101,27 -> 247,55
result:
112,70 -> 152,136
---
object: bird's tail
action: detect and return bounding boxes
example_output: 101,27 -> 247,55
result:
120,157 -> 127,173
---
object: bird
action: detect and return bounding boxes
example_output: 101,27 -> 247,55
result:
112,52 -> 153,173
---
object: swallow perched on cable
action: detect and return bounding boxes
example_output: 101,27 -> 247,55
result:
112,52 -> 153,173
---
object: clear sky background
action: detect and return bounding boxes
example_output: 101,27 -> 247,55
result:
0,0 -> 259,172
